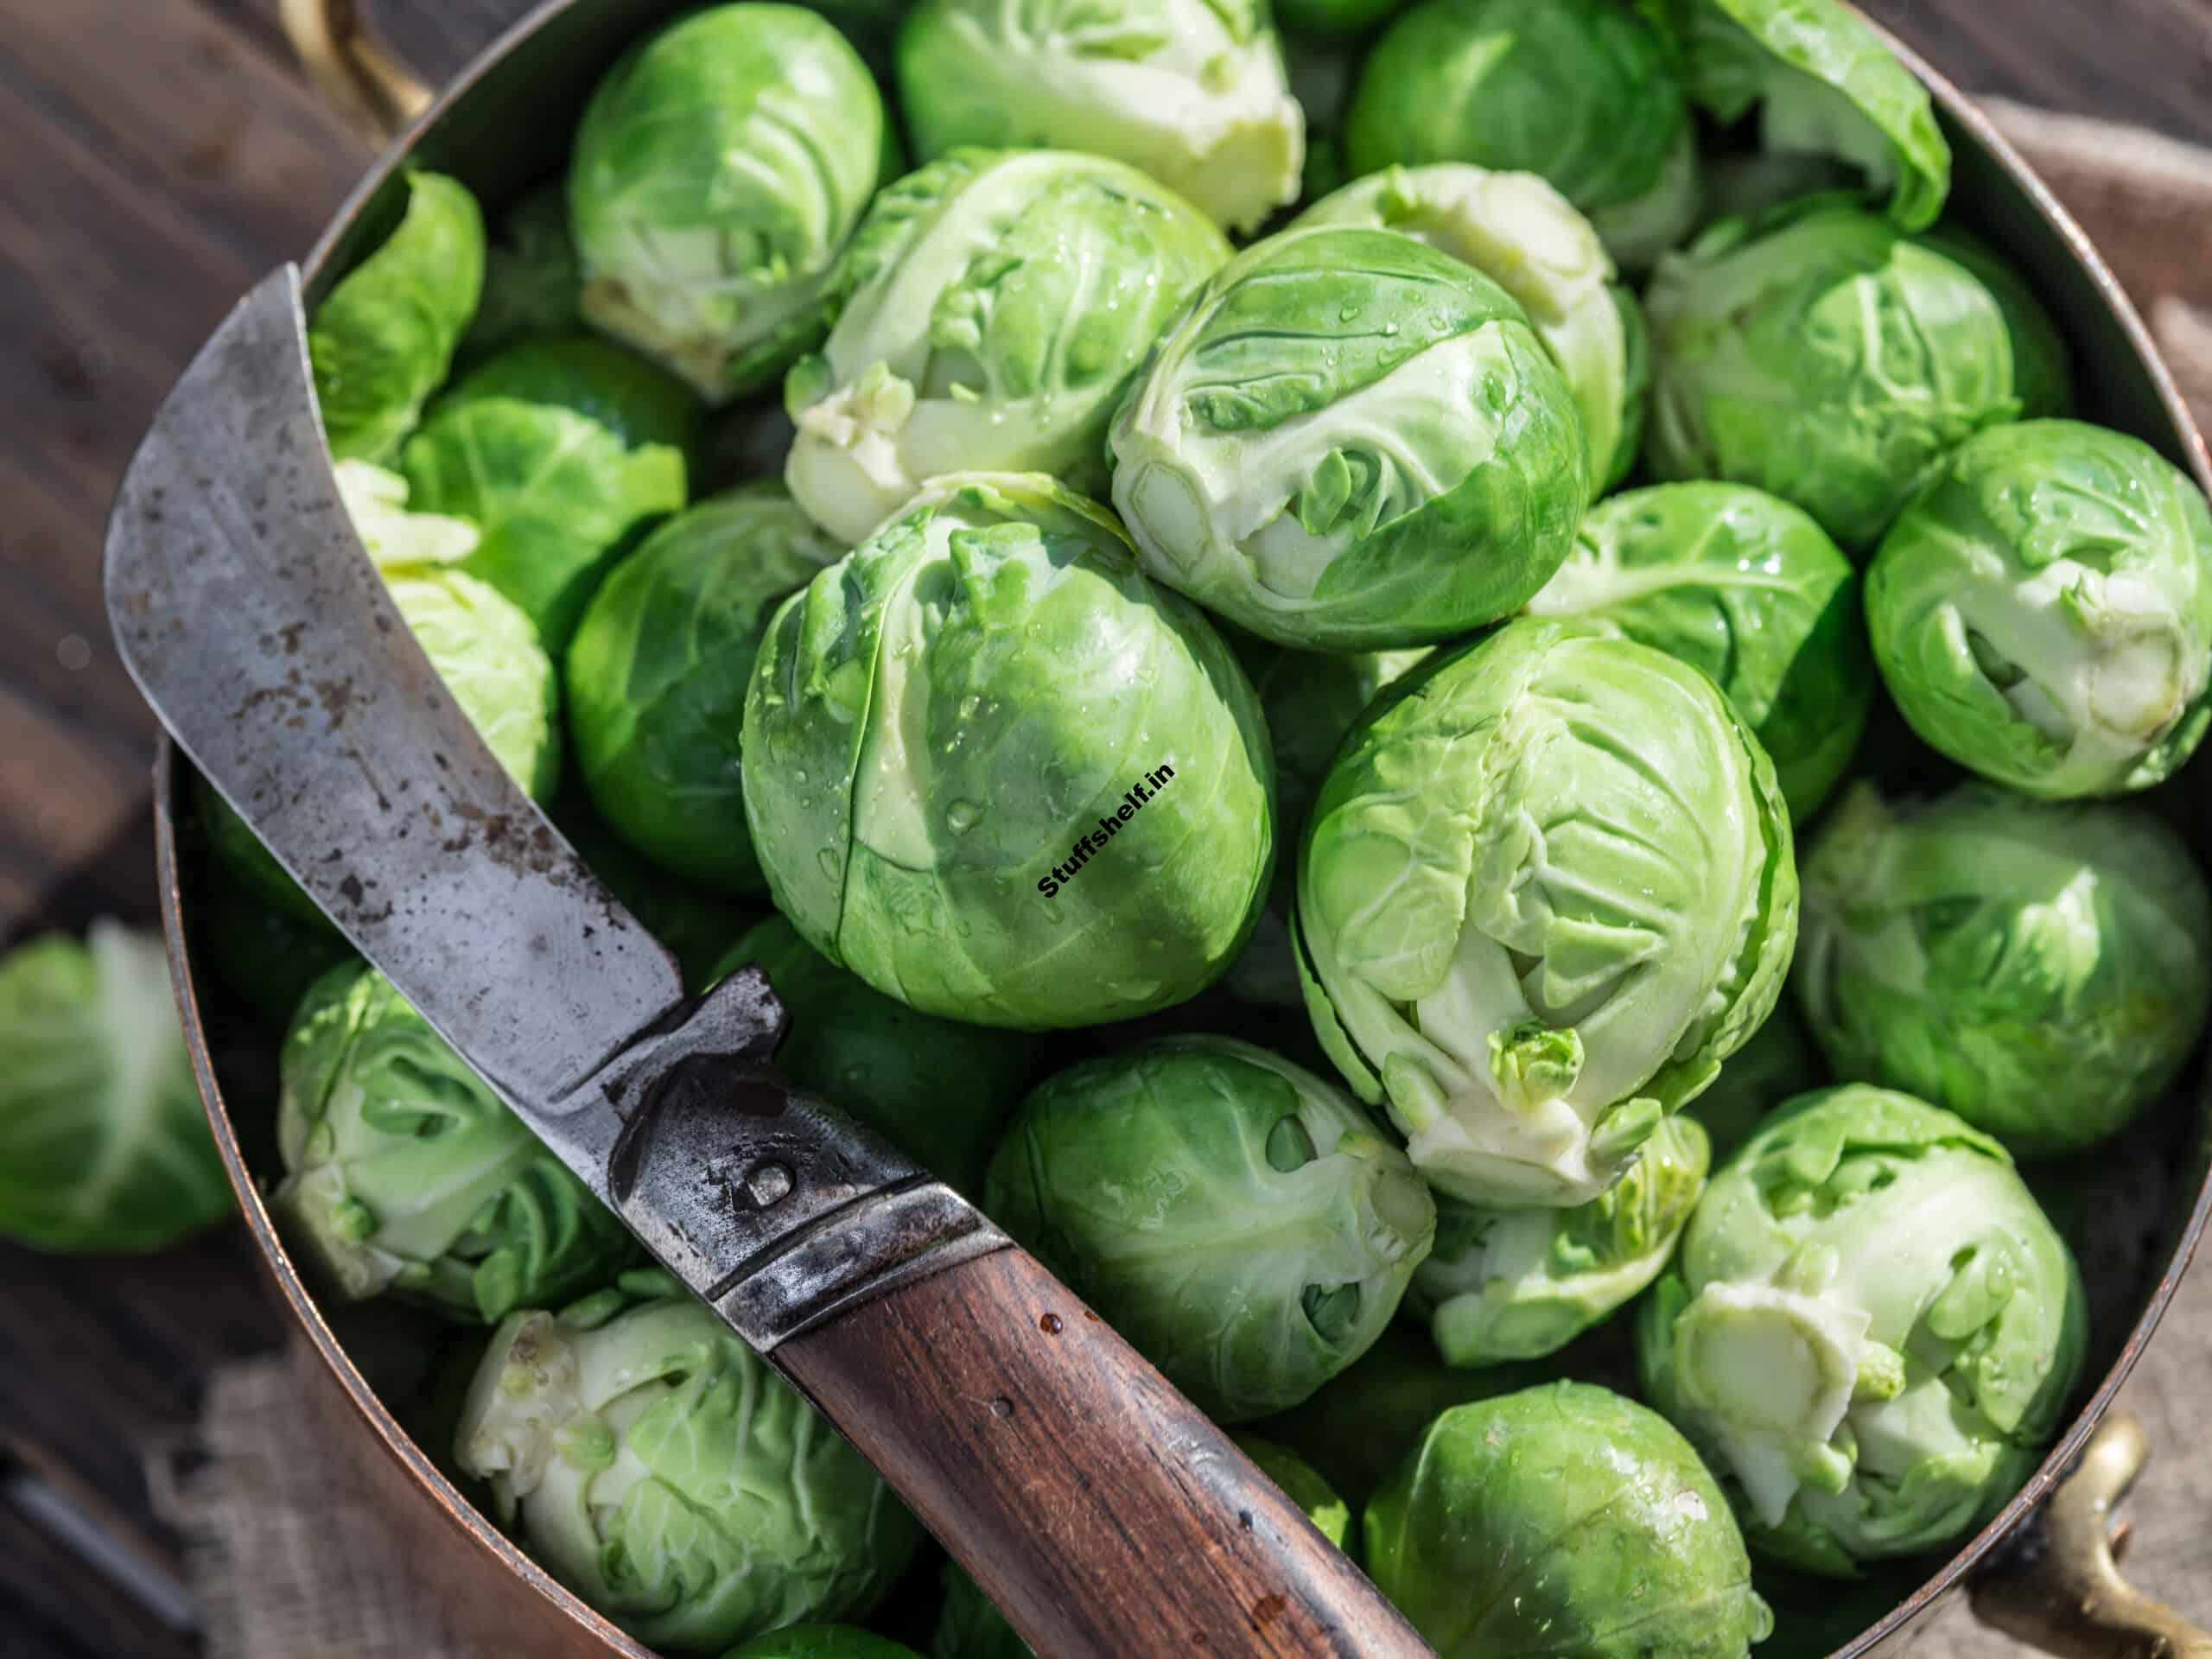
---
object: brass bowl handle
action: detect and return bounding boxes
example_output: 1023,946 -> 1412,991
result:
1972,1414 -> 2212,1659
278,0 -> 433,149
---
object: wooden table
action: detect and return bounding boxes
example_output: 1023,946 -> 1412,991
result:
3,2 -> 2210,1654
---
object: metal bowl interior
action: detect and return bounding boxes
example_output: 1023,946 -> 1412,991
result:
155,4 -> 2212,1656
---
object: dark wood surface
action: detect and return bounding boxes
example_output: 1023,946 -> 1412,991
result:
780,1245 -> 1432,1658
3,1 -> 2209,1654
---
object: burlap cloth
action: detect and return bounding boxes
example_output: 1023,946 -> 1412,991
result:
154,103 -> 2212,1659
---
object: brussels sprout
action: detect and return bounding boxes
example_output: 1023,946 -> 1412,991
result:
1225,642 -> 1431,1008
461,186 -> 583,366
402,340 -> 690,651
1296,618 -> 1798,1207
983,1036 -> 1435,1420
709,917 -> 1033,1192
1296,166 -> 1646,490
0,924 -> 231,1255
1254,1322 -> 1538,1507
1344,0 -> 1701,270
1108,227 -> 1589,651
1796,783 -> 2212,1155
726,1630 -> 921,1659
200,463 -> 562,924
191,861 -> 357,1029
1652,0 -> 1949,230
1685,1005 -> 1823,1160
896,0 -> 1304,236
273,962 -> 632,1321
1366,1382 -> 1774,1659
744,474 -> 1274,1028
785,149 -> 1230,544
449,333 -> 703,457
1527,482 -> 1874,817
568,486 -> 844,890
457,1273 -> 923,1651
1414,1113 -> 1710,1368
1646,198 -> 2073,550
569,4 -> 887,401
1866,421 -> 2212,798
1232,1433 -> 1353,1548
1638,1084 -> 2087,1574
309,170 -> 486,462
1279,0 -> 1404,35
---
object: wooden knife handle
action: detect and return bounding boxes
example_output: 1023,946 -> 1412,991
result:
775,1243 -> 1433,1659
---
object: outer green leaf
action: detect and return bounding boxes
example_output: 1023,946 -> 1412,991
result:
1109,226 -> 1588,651
896,0 -> 1304,235
571,4 -> 887,400
785,149 -> 1229,543
568,486 -> 843,889
983,1036 -> 1435,1421
1414,1113 -> 1710,1367
1866,419 -> 2212,798
0,925 -> 231,1255
310,171 -> 486,462
447,333 -> 703,457
1528,481 -> 1873,817
1637,1084 -> 2086,1573
1365,1382 -> 1773,1659
1344,0 -> 1700,267
743,473 -> 1275,1029
1796,782 -> 2212,1154
273,963 -> 632,1321
456,1275 -> 922,1650
708,916 -> 1033,1192
1657,0 -> 1949,230
1296,618 -> 1798,1206
1645,199 -> 2073,551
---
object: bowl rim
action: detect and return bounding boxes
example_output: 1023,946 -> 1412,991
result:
151,3 -> 2212,1655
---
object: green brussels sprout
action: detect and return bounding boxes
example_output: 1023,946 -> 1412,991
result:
896,0 -> 1303,236
785,149 -> 1230,544
402,340 -> 690,650
1684,1005 -> 1824,1161
1527,482 -> 1874,818
709,917 -> 1033,1192
456,1273 -> 923,1652
1279,0 -> 1405,35
568,486 -> 844,890
200,463 -> 562,924
1231,1433 -> 1353,1548
1637,1084 -> 2088,1574
273,962 -> 633,1322
1796,783 -> 2212,1155
1366,1382 -> 1774,1659
1414,1113 -> 1710,1368
191,861 -> 357,1029
983,1036 -> 1436,1421
1295,618 -> 1799,1207
932,1566 -> 1031,1659
744,474 -> 1275,1028
461,186 -> 583,367
0,924 -> 231,1255
1225,642 -> 1432,1009
449,333 -> 703,457
309,170 -> 486,462
1344,0 -> 1701,270
726,1630 -> 921,1659
1108,227 -> 1589,651
1646,198 -> 2073,550
569,4 -> 887,401
1296,165 -> 1647,490
1866,420 -> 2212,798
1254,1322 -> 1538,1507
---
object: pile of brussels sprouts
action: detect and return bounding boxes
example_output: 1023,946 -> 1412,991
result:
183,0 -> 2212,1652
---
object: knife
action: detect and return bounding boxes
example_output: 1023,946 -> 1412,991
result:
105,265 -> 1433,1659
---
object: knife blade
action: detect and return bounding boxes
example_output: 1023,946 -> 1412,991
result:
104,264 -> 1001,1336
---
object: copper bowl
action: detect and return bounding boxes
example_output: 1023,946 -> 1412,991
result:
150,3 -> 2212,1655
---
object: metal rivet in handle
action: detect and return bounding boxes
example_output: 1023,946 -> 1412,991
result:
744,1160 -> 795,1208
